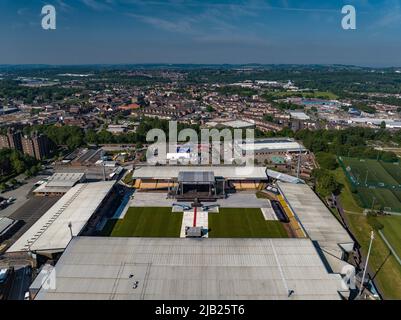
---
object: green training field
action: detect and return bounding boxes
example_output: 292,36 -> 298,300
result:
208,208 -> 289,238
356,187 -> 401,212
381,162 -> 401,185
340,157 -> 401,211
377,216 -> 401,259
341,157 -> 399,187
103,207 -> 183,237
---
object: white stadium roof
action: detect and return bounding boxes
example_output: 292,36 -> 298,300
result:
133,165 -> 305,184
7,181 -> 115,254
277,182 -> 354,261
132,166 -> 269,180
35,237 -> 349,300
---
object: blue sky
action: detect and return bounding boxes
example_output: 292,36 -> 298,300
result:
1,0 -> 401,66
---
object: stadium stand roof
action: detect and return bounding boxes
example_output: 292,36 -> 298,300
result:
277,182 -> 354,264
34,237 -> 349,300
7,181 -> 115,254
133,166 -> 304,184
132,166 -> 268,180
266,169 -> 304,184
178,171 -> 215,184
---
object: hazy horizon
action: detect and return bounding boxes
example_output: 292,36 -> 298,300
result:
2,1 -> 401,67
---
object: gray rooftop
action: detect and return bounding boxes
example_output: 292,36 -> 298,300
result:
133,166 -> 268,180
277,182 -> 354,260
35,237 -> 348,300
266,169 -> 304,184
0,217 -> 17,236
7,181 -> 115,254
33,172 -> 86,194
178,171 -> 215,184
46,172 -> 86,188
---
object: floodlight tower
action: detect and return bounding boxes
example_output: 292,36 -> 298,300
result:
68,222 -> 73,239
359,231 -> 375,297
297,146 -> 302,179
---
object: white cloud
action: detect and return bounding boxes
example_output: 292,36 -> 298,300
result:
81,0 -> 113,11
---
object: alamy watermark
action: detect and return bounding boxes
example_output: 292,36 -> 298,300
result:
146,121 -> 256,175
41,5 -> 56,30
40,4 -> 355,31
342,5 -> 356,30
40,267 -> 57,291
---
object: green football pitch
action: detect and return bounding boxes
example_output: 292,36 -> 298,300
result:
103,207 -> 183,237
208,208 -> 289,238
341,157 -> 399,186
101,207 -> 289,238
340,157 -> 401,211
357,187 -> 401,212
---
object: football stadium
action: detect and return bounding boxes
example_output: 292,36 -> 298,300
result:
5,165 -> 356,300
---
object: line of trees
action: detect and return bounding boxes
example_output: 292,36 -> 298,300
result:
0,149 -> 40,187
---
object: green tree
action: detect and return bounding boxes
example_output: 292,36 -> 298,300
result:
0,183 -> 6,192
316,152 -> 338,170
206,105 -> 215,112
313,169 -> 340,197
263,114 -> 274,122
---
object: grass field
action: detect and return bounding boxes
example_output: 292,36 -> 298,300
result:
333,168 -> 401,299
341,157 -> 399,187
208,208 -> 289,238
357,187 -> 401,212
381,162 -> 401,185
103,207 -> 183,237
339,157 -> 401,211
378,216 -> 401,259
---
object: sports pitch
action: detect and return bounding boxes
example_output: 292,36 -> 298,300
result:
357,187 -> 401,212
208,208 -> 289,238
102,207 -> 289,238
341,157 -> 401,187
104,207 -> 183,237
340,157 -> 401,211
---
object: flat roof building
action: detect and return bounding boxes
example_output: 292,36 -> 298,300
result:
238,138 -> 307,154
0,217 -> 19,242
222,120 -> 256,129
289,111 -> 311,121
277,182 -> 355,272
33,172 -> 86,196
34,237 -> 349,300
7,181 -> 115,256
